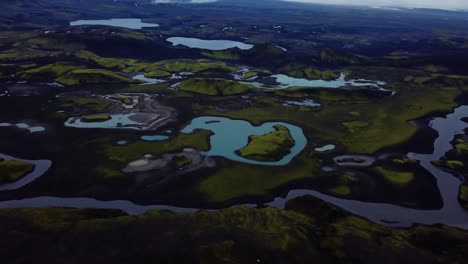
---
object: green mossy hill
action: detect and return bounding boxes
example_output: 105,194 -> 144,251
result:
459,184 -> 468,210
150,59 -> 237,74
0,160 -> 34,184
113,95 -> 132,105
76,52 -> 237,75
374,166 -> 415,186
431,160 -> 464,170
75,50 -> 144,72
172,155 -> 192,169
1,196 -> 468,263
202,50 -> 241,60
177,78 -> 253,96
81,114 -> 111,123
56,69 -> 138,86
278,64 -> 338,79
18,62 -> 83,82
241,69 -> 271,80
304,68 -> 338,80
144,70 -> 171,78
238,125 -> 294,162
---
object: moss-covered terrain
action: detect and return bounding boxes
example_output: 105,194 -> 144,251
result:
177,78 -> 253,96
1,1 -> 468,260
0,196 -> 467,263
81,114 -> 112,123
0,160 -> 34,184
459,184 -> 468,209
172,155 -> 192,169
374,166 -> 415,186
431,160 -> 464,170
238,125 -> 295,162
56,69 -> 138,86
113,95 -> 132,105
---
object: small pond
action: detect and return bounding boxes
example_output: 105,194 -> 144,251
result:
141,135 -> 169,141
315,144 -> 335,152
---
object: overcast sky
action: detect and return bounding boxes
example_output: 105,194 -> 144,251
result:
283,0 -> 468,10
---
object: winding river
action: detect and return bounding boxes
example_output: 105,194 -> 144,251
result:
267,105 -> 468,229
1,107 -> 468,229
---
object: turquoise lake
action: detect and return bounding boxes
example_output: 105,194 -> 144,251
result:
181,116 -> 306,165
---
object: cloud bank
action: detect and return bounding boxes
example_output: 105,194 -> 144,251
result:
282,0 -> 468,10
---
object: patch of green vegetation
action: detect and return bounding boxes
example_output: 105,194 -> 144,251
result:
241,70 -> 259,79
81,114 -> 111,123
102,130 -> 213,165
18,62 -> 83,81
75,50 -> 144,72
196,158 -> 320,202
144,70 -> 171,78
202,50 -> 241,60
304,68 -> 338,80
392,158 -> 418,165
454,140 -> 468,155
341,120 -> 369,133
58,96 -> 111,112
240,69 -> 271,80
238,125 -> 294,162
374,166 -> 415,186
149,59 -> 237,74
178,78 -> 253,96
56,69 -> 138,86
0,160 -> 34,183
172,155 -> 192,169
329,185 -> 351,196
459,184 -> 468,209
113,95 -> 132,105
431,160 -> 464,170
421,64 -> 448,73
